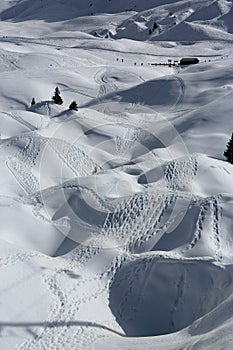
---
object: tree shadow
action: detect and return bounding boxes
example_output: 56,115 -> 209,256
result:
0,320 -> 125,337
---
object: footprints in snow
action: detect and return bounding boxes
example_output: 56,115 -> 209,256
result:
6,135 -> 101,196
183,196 -> 223,262
165,155 -> 198,191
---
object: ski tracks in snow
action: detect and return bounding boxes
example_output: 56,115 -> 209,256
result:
209,196 -> 223,262
114,127 -> 143,154
0,251 -> 42,269
170,75 -> 185,112
11,153 -> 225,349
21,188 -> 186,349
4,64 -> 227,350
95,68 -> 119,99
5,134 -> 101,196
6,135 -> 42,194
165,155 -> 198,191
183,196 -> 223,262
3,112 -> 37,132
168,269 -> 186,333
48,137 -> 101,178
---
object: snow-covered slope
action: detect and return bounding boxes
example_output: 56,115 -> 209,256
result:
1,0 -> 233,350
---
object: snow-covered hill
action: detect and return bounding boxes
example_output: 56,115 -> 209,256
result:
1,0 -> 233,349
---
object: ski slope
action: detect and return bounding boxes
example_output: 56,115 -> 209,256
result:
0,0 -> 233,349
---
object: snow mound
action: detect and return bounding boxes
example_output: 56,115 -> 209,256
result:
29,100 -> 65,118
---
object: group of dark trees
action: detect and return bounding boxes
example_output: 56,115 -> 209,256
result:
224,133 -> 233,164
31,87 -> 78,111
149,22 -> 158,35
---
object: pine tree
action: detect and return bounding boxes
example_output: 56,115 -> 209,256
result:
52,86 -> 63,105
152,22 -> 158,31
69,101 -> 78,111
31,97 -> 35,106
224,133 -> 233,164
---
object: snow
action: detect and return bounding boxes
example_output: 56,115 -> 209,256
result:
1,0 -> 233,349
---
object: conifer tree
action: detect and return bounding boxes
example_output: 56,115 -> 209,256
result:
69,101 -> 78,111
31,97 -> 35,106
224,133 -> 233,164
152,22 -> 158,31
52,86 -> 63,105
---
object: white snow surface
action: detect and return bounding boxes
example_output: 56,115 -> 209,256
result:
0,0 -> 233,349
